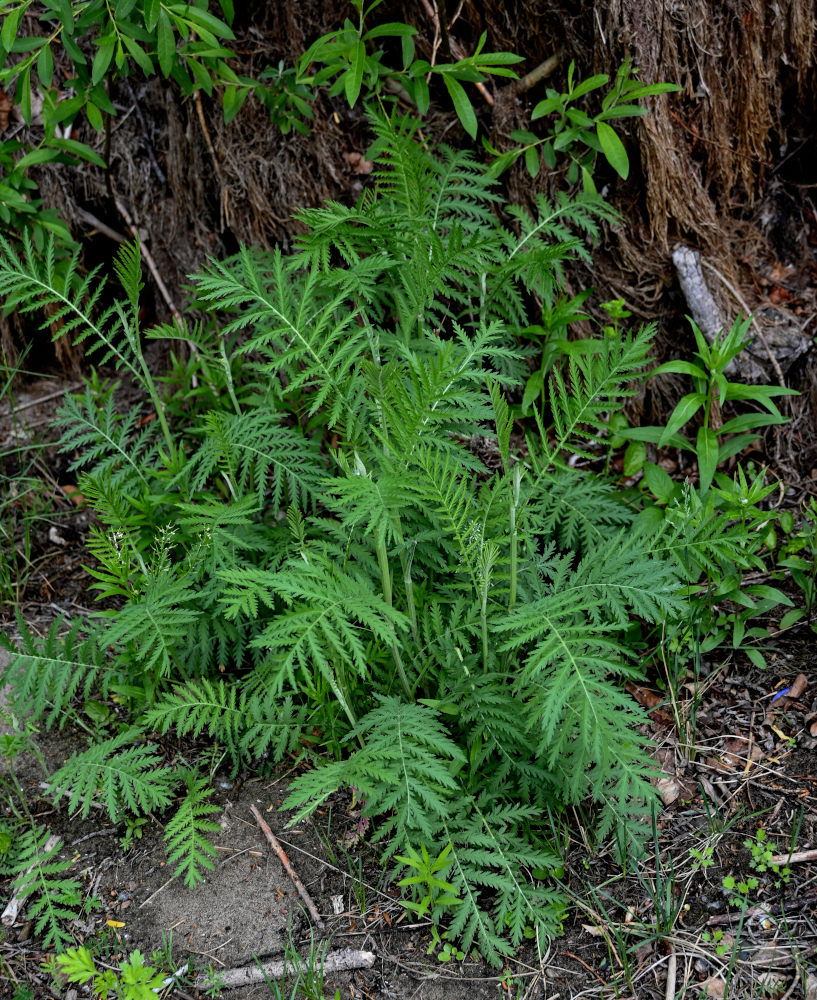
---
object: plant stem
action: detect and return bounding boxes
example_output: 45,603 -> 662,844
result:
509,465 -> 521,611
376,534 -> 412,699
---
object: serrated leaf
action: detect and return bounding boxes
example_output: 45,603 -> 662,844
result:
596,121 -> 629,179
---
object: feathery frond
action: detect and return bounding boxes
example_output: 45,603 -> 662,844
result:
47,729 -> 175,822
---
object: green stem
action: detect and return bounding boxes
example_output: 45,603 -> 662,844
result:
480,569 -> 489,673
377,534 -> 412,699
509,465 -> 521,611
402,539 -> 418,642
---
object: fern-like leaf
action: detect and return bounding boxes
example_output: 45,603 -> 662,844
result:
1,614 -> 108,729
8,825 -> 83,949
285,696 -> 465,849
144,679 -> 310,775
163,770 -> 221,888
46,728 -> 175,822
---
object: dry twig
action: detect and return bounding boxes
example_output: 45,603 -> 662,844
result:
194,947 -> 374,990
250,804 -> 325,930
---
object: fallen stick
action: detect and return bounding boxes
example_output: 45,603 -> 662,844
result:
249,804 -> 325,930
769,848 -> 817,866
194,947 -> 374,991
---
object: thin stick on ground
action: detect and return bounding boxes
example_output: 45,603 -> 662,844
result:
193,947 -> 375,990
249,804 -> 325,930
665,942 -> 677,1000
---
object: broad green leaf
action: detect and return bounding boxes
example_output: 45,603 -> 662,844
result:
623,440 -> 646,476
85,100 -> 103,131
345,39 -> 365,107
566,107 -> 593,127
91,37 -> 116,85
19,65 -> 31,123
779,608 -> 804,630
401,32 -> 414,68
169,4 -> 235,39
596,106 -> 648,120
642,462 -> 676,503
596,121 -> 629,178
524,145 -> 540,178
12,148 -> 60,172
443,74 -> 477,138
745,648 -> 766,669
652,359 -> 707,379
1,7 -> 24,53
521,369 -> 544,412
717,413 -> 787,436
48,136 -> 107,167
621,82 -> 682,100
658,392 -> 706,446
745,584 -> 793,606
37,42 -> 53,88
157,9 -> 175,77
144,0 -> 161,32
364,22 -> 417,39
570,73 -> 608,98
188,57 -> 213,95
122,34 -> 154,75
696,426 -> 718,494
531,96 -> 562,119
221,84 -> 249,123
622,425 -> 690,449
510,129 -> 538,144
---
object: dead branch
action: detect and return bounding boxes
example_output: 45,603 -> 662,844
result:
194,947 -> 375,990
250,804 -> 325,930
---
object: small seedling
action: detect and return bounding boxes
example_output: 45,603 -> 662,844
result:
689,843 -> 715,870
701,928 -> 730,956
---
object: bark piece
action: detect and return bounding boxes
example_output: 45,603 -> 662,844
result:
194,947 -> 375,990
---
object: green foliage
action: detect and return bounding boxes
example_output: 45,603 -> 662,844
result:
162,770 -> 220,888
55,945 -> 167,1000
0,110 -> 788,960
0,1 -> 238,132
6,825 -> 84,949
486,57 -> 681,186
775,496 -> 817,627
46,728 -> 175,822
0,613 -> 108,728
395,842 -> 463,918
623,314 -> 796,494
144,679 -> 310,775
